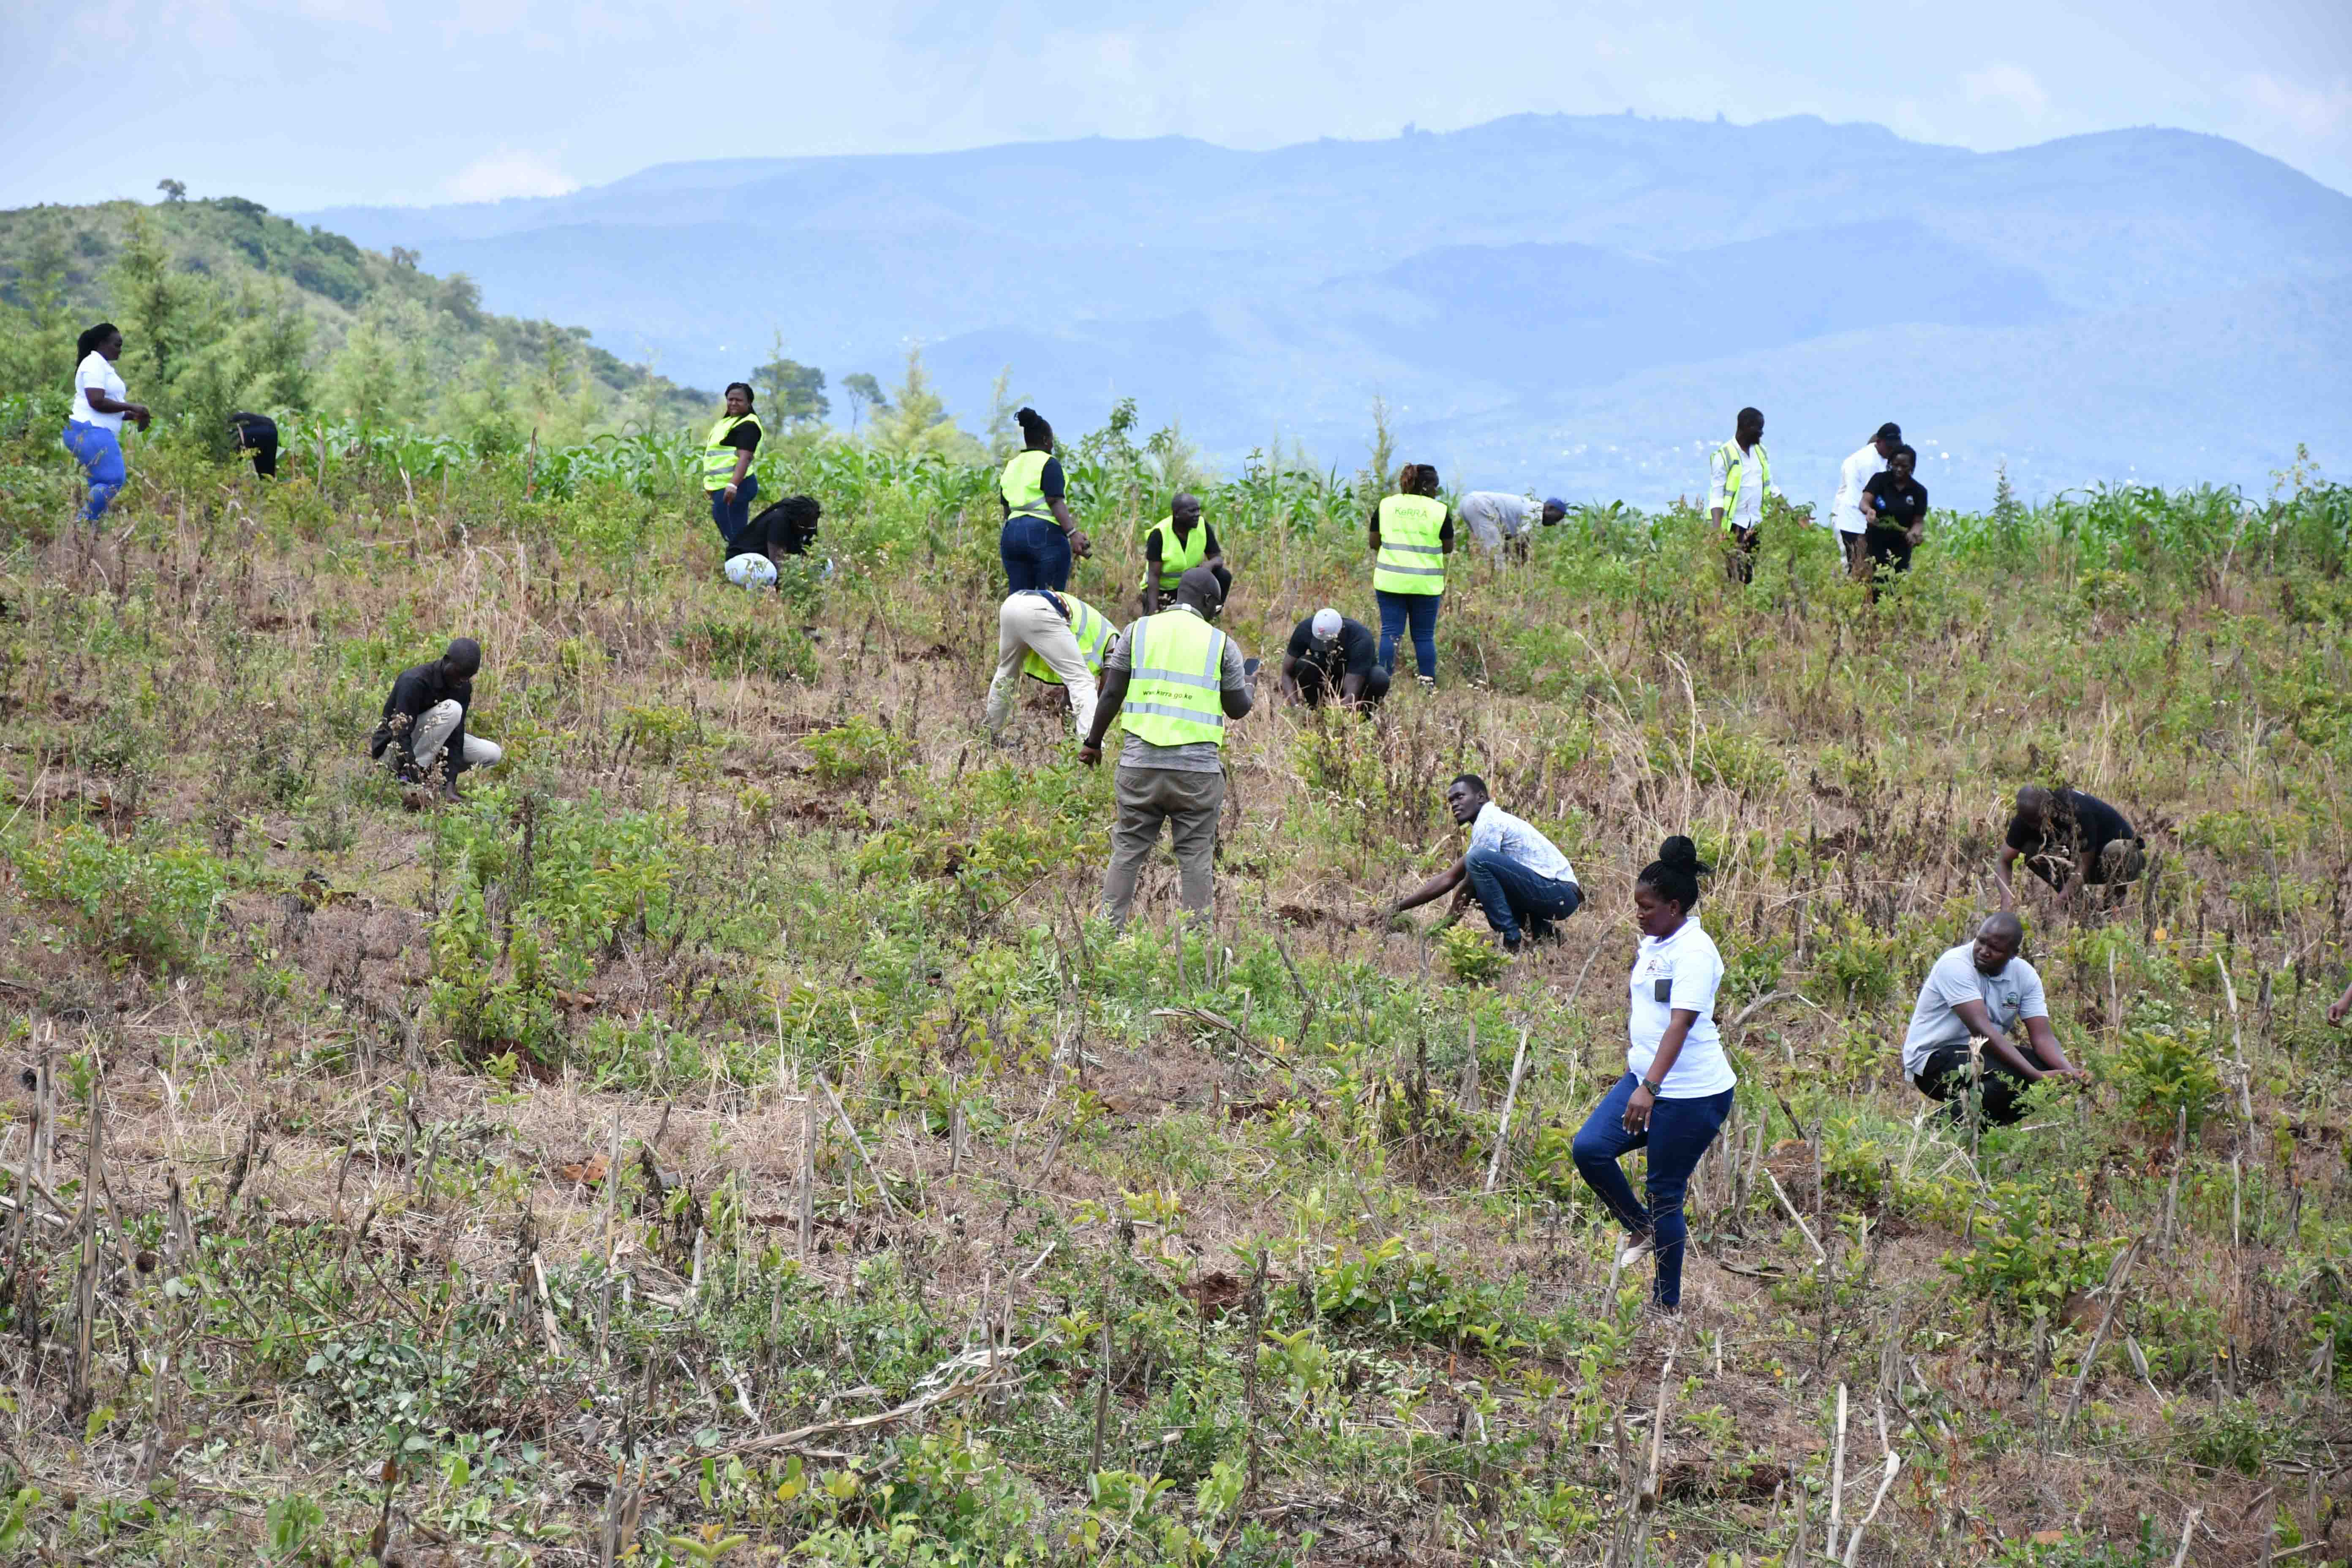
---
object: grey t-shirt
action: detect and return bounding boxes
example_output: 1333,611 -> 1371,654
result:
1103,609 -> 1246,774
1901,943 -> 2049,1078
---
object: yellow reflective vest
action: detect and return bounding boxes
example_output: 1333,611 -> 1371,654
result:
1000,449 -> 1053,521
702,412 -> 761,492
1119,609 -> 1228,749
1140,516 -> 1210,593
1373,494 -> 1447,595
1714,440 -> 1772,532
1022,591 -> 1113,686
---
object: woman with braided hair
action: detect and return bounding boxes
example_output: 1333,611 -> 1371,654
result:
1569,836 -> 1736,1315
1369,461 -> 1453,689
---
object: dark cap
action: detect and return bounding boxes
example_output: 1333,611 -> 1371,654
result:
1873,422 -> 1902,443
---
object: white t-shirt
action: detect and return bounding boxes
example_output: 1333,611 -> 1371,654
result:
1467,800 -> 1577,886
1900,943 -> 2050,1078
1830,444 -> 1882,536
71,351 -> 128,433
1627,918 -> 1734,1097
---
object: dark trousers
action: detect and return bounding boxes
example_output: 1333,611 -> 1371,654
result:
735,500 -> 814,559
1375,590 -> 1440,681
1297,661 -> 1390,710
1913,1043 -> 2031,1126
1462,846 -> 1580,943
1139,561 -> 1232,615
1864,527 -> 1914,578
1001,516 -> 1072,592
1572,1073 -> 1735,1307
710,474 -> 760,548
1724,525 -> 1759,584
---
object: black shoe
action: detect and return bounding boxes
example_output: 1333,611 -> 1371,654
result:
1527,918 -> 1560,945
1502,932 -> 1524,954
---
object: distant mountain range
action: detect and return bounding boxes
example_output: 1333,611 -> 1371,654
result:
300,114 -> 2352,509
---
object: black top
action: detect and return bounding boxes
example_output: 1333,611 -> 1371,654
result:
1286,616 -> 1378,678
718,418 -> 762,454
2006,789 -> 2136,889
1146,521 -> 1220,564
1038,455 -> 1064,500
1862,473 -> 1928,531
369,659 -> 476,777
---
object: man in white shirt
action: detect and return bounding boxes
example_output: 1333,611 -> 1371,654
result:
1456,492 -> 1567,560
1829,423 -> 1902,577
1707,406 -> 1777,584
1377,773 -> 1582,952
1902,912 -> 2086,1125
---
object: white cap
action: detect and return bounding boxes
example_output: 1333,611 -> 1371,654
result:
1310,607 -> 1343,640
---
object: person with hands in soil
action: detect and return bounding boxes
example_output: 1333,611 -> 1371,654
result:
1568,837 -> 1736,1315
1856,442 -> 1929,593
1902,911 -> 2088,1126
1377,774 -> 1582,953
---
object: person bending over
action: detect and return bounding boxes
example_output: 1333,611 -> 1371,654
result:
1141,492 -> 1230,614
1829,422 -> 1901,576
369,637 -> 501,802
1456,491 -> 1566,562
1997,786 -> 2144,912
985,586 -> 1113,745
1902,912 -> 2085,1126
1281,608 -> 1388,711
1856,443 -> 1928,593
227,411 -> 279,479
1380,773 -> 1582,953
1569,836 -> 1735,1316
1081,567 -> 1252,927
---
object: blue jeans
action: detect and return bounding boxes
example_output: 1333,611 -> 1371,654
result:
710,473 -> 760,548
1572,1073 -> 1734,1308
1001,515 -> 1071,592
1462,846 -> 1581,944
1375,590 -> 1440,681
62,422 -> 127,522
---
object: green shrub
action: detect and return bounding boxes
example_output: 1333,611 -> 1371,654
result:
1440,921 -> 1504,984
678,613 -> 818,685
805,715 -> 906,783
2112,1020 -> 2222,1134
1947,1182 -> 2123,1312
8,824 -> 228,972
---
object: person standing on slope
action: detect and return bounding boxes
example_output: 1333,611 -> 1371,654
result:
999,407 -> 1092,592
1080,567 -> 1252,928
984,585 -> 1115,746
1708,407 -> 1777,585
1829,422 -> 1901,577
1569,837 -> 1735,1316
1456,491 -> 1566,561
1140,491 -> 1230,614
62,323 -> 150,526
1371,463 -> 1454,689
704,382 -> 764,548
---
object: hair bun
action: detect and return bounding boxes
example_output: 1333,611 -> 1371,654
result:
1658,835 -> 1707,873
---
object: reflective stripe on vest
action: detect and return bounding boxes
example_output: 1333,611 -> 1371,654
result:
702,413 -> 761,491
1715,440 -> 1771,532
1119,610 -> 1227,749
1140,517 -> 1209,592
1374,493 -> 1448,595
1001,449 -> 1053,520
1022,592 -> 1113,686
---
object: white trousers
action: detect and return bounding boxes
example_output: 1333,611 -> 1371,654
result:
406,699 -> 503,772
984,594 -> 1097,739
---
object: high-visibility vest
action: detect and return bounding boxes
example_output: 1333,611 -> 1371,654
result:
1139,517 -> 1209,593
1119,609 -> 1228,749
1022,591 -> 1113,686
702,412 -> 761,492
1373,494 -> 1448,595
1001,449 -> 1054,521
1715,440 -> 1771,532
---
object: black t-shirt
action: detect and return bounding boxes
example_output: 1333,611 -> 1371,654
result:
1286,616 -> 1377,679
1863,473 -> 1927,531
719,417 -> 761,454
2006,789 -> 2134,888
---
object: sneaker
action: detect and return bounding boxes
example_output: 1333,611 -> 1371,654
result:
1502,932 -> 1524,954
1416,675 -> 1437,693
1617,1236 -> 1654,1270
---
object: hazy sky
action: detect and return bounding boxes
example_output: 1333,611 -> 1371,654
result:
7,0 -> 2349,209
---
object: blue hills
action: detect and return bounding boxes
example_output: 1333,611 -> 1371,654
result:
299,113 -> 2352,509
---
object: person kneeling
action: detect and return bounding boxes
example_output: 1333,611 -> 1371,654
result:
1379,774 -> 1581,952
1902,912 -> 2085,1126
368,637 -> 501,802
1281,607 -> 1389,711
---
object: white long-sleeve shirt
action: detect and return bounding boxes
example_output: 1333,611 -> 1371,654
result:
1830,444 -> 1883,536
1707,441 -> 1775,529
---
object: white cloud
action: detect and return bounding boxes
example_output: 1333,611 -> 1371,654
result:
1963,63 -> 2049,120
2241,72 -> 2352,139
443,149 -> 577,203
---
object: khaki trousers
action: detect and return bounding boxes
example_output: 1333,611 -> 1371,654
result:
1102,764 -> 1224,925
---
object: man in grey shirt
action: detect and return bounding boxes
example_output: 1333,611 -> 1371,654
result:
1456,492 -> 1567,559
1080,567 -> 1252,927
1901,912 -> 2085,1125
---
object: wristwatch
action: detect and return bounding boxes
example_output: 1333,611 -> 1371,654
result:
1640,1077 -> 1664,1096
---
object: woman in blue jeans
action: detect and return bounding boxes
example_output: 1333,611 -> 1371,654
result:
1572,836 -> 1735,1313
998,408 -> 1090,591
62,322 -> 150,524
1369,463 -> 1453,687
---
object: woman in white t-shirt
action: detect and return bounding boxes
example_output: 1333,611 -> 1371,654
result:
62,322 -> 149,525
1569,836 -> 1737,1313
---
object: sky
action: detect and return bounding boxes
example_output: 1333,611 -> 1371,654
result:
5,0 -> 2349,210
